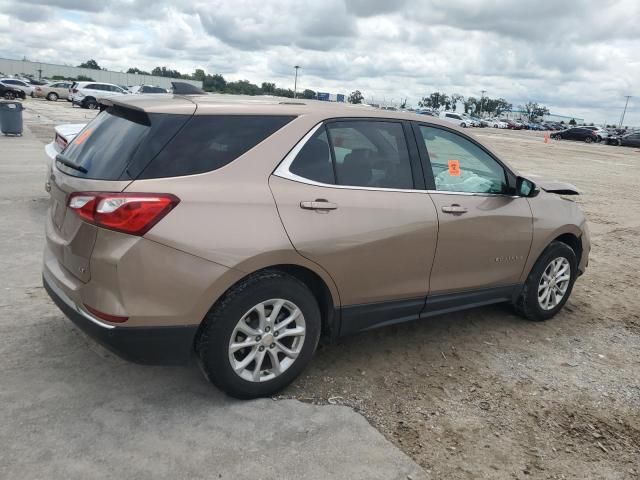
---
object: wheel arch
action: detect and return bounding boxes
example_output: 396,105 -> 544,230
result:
194,260 -> 341,352
520,226 -> 583,284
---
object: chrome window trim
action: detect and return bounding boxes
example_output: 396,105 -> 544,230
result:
273,121 -> 522,198
274,122 -> 423,194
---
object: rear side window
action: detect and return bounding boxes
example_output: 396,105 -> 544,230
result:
289,128 -> 335,184
139,115 -> 295,179
141,86 -> 167,93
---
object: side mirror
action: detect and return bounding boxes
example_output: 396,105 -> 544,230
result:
516,176 -> 538,197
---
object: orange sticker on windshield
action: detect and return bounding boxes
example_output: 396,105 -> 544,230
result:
73,128 -> 93,145
448,159 -> 460,176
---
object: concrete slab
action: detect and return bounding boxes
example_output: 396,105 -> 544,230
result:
0,118 -> 425,480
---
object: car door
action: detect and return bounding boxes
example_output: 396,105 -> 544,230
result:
414,124 -> 533,301
270,119 -> 439,334
625,133 -> 640,147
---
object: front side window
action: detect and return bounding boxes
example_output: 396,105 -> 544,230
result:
419,126 -> 508,194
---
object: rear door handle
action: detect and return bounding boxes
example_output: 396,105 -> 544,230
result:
300,199 -> 338,211
441,204 -> 468,214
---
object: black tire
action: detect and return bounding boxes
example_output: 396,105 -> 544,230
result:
84,98 -> 98,109
513,241 -> 577,321
585,136 -> 592,143
197,270 -> 321,399
3,91 -> 15,100
47,92 -> 59,101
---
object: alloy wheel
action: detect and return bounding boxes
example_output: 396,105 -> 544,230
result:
228,299 -> 306,382
538,257 -> 571,310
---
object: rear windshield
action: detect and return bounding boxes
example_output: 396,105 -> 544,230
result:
57,110 -> 295,180
138,115 -> 295,179
58,107 -> 189,180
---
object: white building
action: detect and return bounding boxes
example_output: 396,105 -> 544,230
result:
0,57 -> 203,90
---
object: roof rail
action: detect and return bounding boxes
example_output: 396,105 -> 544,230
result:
171,82 -> 206,95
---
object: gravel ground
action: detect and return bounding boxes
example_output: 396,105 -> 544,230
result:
283,128 -> 640,479
19,99 -> 640,479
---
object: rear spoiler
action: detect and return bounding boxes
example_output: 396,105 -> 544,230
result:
98,99 -> 150,126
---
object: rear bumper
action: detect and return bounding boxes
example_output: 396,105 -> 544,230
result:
43,273 -> 198,365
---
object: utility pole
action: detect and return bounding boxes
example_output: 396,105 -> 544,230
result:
479,90 -> 487,117
293,65 -> 300,99
619,95 -> 632,128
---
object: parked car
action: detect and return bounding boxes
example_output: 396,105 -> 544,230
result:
551,127 -> 598,143
69,81 -> 129,109
0,81 -> 26,100
44,96 -> 590,398
606,132 -> 640,147
129,85 -> 169,94
439,111 -> 471,127
44,123 -> 86,166
34,81 -> 74,101
501,119 -> 522,130
0,78 -> 35,97
470,116 -> 488,127
489,118 -> 507,128
581,126 -> 609,143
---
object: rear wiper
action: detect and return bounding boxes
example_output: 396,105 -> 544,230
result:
55,154 -> 88,174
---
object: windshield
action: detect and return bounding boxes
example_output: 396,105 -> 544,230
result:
57,107 -> 190,180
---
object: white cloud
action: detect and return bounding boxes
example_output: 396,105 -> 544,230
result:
0,0 -> 637,124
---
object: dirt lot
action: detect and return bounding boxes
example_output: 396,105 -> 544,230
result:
284,128 -> 640,478
21,99 -> 640,479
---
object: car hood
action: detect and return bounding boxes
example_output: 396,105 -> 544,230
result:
525,174 -> 580,195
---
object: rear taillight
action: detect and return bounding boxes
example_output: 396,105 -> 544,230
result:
67,192 -> 179,236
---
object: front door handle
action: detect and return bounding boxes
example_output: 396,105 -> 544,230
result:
441,204 -> 468,214
300,199 -> 338,211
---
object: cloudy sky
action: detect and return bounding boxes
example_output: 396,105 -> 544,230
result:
0,0 -> 638,124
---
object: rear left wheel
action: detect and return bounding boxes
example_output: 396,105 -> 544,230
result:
197,271 -> 321,399
47,92 -> 59,101
3,91 -> 15,100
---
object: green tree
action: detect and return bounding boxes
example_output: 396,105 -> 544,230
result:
261,82 -> 276,94
418,92 -> 449,110
301,89 -> 316,100
127,67 -> 150,75
192,69 -> 206,82
203,74 -> 227,92
521,102 -> 550,121
225,80 -> 261,95
569,118 -> 576,125
348,90 -> 364,104
450,93 -> 464,112
76,75 -> 95,81
78,59 -> 101,70
151,66 -> 183,78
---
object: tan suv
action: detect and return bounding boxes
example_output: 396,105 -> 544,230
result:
43,95 -> 590,398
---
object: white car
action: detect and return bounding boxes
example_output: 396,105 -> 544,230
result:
582,126 -> 609,142
69,81 -> 129,109
438,111 -> 472,128
490,118 -> 508,128
0,78 -> 35,97
45,123 -> 86,166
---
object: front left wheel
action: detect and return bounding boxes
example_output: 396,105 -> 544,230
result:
197,271 -> 321,399
513,241 -> 577,321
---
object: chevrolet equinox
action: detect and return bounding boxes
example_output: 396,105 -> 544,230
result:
43,94 -> 590,398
